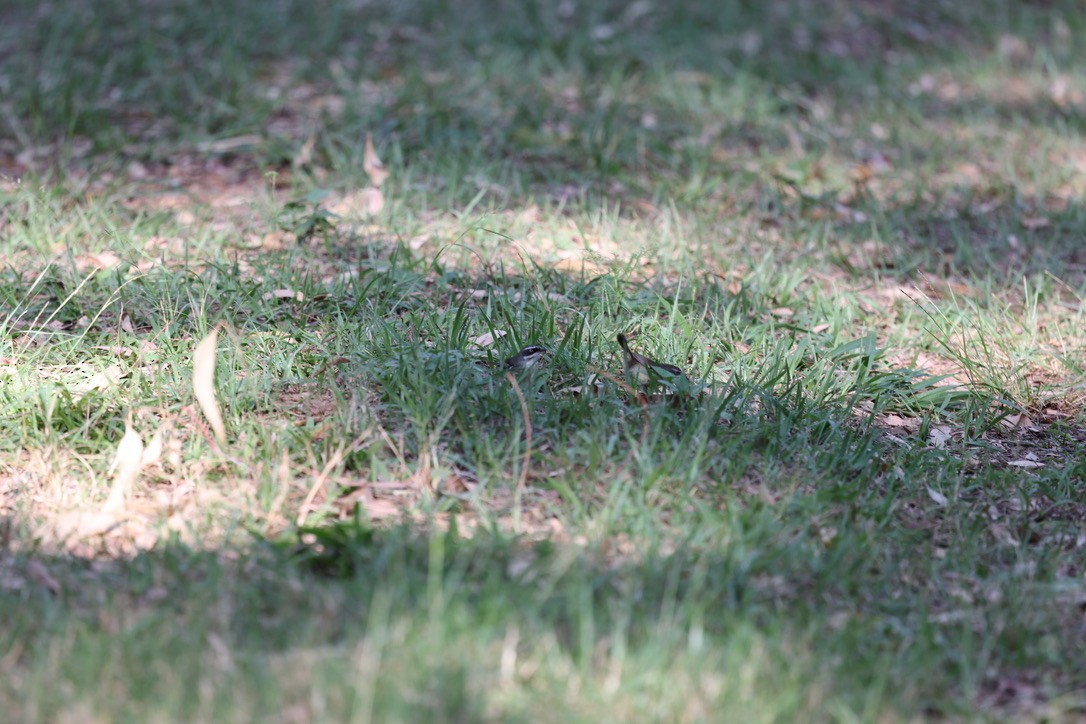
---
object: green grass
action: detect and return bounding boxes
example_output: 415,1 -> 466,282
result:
2,0 -> 1086,720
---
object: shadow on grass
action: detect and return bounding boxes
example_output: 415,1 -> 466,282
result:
2,344 -> 1085,717
3,486 -> 1084,721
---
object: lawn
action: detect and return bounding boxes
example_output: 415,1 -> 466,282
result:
2,0 -> 1085,720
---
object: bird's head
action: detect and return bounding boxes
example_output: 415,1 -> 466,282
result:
504,345 -> 548,370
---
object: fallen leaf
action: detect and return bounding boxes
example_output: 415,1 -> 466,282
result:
27,560 -> 62,596
834,204 -> 868,224
557,374 -> 602,397
810,323 -> 830,334
193,327 -> 226,445
999,413 -> 1033,430
73,251 -> 123,273
293,133 -> 316,168
470,330 -> 506,348
195,135 -> 261,153
590,23 -> 615,41
328,187 -> 384,218
989,522 -> 1020,547
363,497 -> 403,519
71,364 -> 125,401
1050,76 -> 1084,107
769,307 -> 794,318
926,486 -> 949,506
1007,459 -> 1043,469
363,133 -> 389,188
552,256 -> 607,276
142,429 -> 164,467
104,419 -> 145,512
928,424 -> 952,448
44,511 -> 125,545
358,187 -> 385,216
997,34 -> 1030,63
849,164 -> 873,184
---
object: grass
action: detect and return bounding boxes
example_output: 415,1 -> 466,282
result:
2,0 -> 1086,720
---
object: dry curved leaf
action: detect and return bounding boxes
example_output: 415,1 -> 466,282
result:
363,133 -> 389,188
193,327 -> 226,445
1008,459 -> 1044,469
926,486 -> 949,506
104,420 -> 144,512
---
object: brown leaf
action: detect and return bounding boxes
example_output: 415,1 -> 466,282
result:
849,164 -> 873,184
363,133 -> 389,188
999,413 -> 1032,430
769,307 -> 794,318
552,256 -> 607,276
73,251 -> 123,273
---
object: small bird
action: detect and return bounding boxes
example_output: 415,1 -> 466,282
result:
503,345 -> 548,371
617,333 -> 686,387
